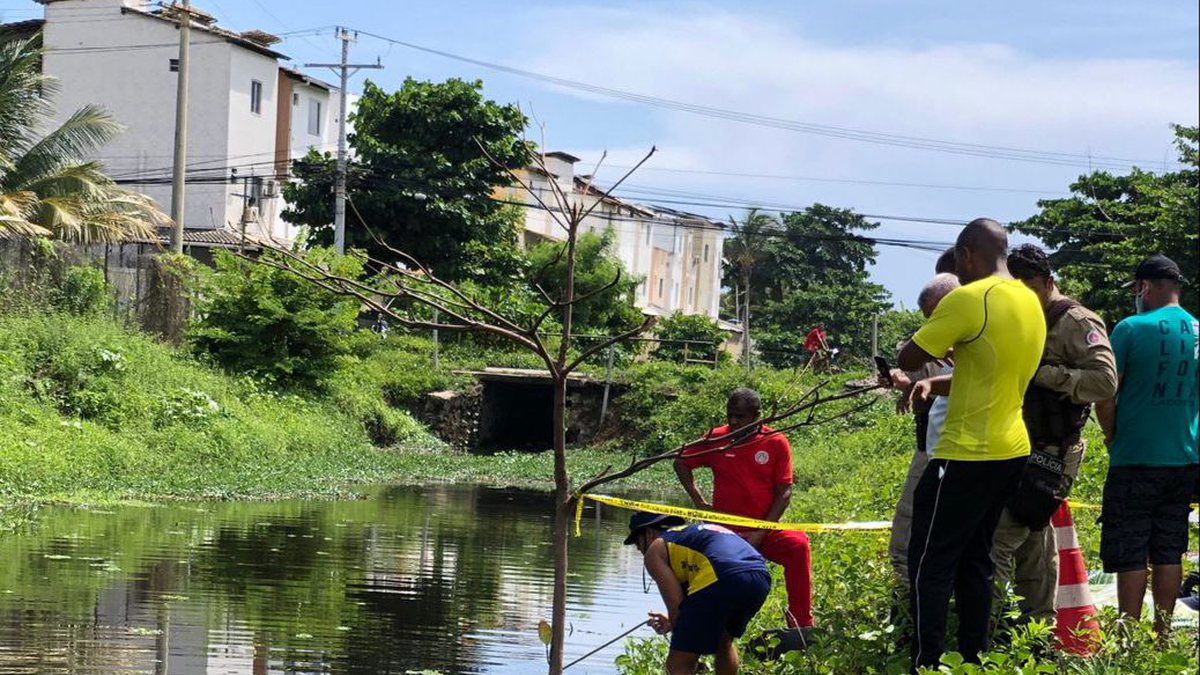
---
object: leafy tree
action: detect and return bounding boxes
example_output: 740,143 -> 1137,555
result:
875,308 -> 926,358
189,248 -> 362,390
741,204 -> 891,365
282,77 -> 533,284
723,209 -> 777,365
526,229 -> 641,335
1011,124 -> 1198,321
652,312 -> 728,364
0,32 -> 166,242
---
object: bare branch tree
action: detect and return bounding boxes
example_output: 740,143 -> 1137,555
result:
255,146 -> 881,674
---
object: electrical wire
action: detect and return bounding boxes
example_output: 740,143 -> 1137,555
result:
349,28 -> 1169,172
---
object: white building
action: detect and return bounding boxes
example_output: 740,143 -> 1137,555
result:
24,0 -> 339,242
496,152 -> 727,320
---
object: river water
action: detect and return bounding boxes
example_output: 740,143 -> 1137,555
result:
0,485 -> 663,674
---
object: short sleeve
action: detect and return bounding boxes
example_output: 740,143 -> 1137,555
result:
772,434 -> 794,485
1109,319 -> 1132,377
680,429 -> 721,469
911,287 -> 980,358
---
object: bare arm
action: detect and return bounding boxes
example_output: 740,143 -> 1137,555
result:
644,538 -> 684,632
898,338 -> 937,372
673,458 -> 711,510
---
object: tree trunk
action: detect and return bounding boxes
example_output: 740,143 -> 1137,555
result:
742,270 -> 752,369
547,375 -> 570,674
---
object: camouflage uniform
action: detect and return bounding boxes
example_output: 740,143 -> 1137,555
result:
991,301 -> 1117,624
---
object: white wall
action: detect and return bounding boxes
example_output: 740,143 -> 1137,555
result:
40,0 -> 308,233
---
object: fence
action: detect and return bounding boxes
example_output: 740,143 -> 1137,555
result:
0,238 -> 191,342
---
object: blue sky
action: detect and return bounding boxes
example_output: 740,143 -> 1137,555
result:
6,1 -> 1197,310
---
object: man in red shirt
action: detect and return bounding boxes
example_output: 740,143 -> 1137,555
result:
674,388 -> 814,629
803,324 -> 828,354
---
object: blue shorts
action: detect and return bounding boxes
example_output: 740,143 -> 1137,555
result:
670,568 -> 771,655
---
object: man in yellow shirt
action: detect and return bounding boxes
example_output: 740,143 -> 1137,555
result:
897,218 -> 1046,670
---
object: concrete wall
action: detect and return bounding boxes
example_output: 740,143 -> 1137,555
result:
42,0 -> 235,230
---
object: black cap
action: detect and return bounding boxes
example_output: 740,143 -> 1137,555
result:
1122,254 -> 1185,287
623,511 -> 686,545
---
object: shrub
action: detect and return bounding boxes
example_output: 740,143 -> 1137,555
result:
651,312 -> 728,364
189,248 -> 362,391
50,265 -> 111,316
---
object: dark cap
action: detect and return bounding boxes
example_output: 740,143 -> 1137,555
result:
1122,254 -> 1185,287
623,511 -> 686,545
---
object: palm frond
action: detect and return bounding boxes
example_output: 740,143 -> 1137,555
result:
7,106 -> 124,189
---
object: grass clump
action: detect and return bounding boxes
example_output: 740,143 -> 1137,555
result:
0,313 -> 438,503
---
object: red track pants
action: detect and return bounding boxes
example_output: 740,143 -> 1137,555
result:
756,529 -> 814,627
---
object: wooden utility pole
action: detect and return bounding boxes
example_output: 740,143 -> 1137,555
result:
167,0 -> 192,254
305,27 -> 382,254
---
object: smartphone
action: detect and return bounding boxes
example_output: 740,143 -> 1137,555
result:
873,356 -> 893,387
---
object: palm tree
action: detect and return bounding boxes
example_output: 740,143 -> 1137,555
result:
0,32 -> 167,243
725,208 -> 777,368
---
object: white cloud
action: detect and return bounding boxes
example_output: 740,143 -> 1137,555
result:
510,4 -> 1197,305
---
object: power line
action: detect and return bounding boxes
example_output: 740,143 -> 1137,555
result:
349,28 -> 1169,172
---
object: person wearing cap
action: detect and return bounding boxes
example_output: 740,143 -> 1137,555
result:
624,511 -> 771,675
1095,253 -> 1198,636
990,244 -> 1117,628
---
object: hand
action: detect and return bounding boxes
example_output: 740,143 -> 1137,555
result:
744,530 -> 767,549
905,379 -> 934,411
647,611 -> 673,635
885,369 -> 911,390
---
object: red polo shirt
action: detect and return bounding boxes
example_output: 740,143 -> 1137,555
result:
679,425 -> 794,520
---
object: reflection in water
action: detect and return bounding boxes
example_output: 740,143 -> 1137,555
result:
0,485 -> 661,674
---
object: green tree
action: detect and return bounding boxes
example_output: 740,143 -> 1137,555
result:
747,204 -> 891,365
1011,124 -> 1198,321
189,248 -> 362,390
0,33 -> 166,242
526,229 -> 641,335
723,209 -> 777,366
281,77 -> 533,283
652,312 -> 727,364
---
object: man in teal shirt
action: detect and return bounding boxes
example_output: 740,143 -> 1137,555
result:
1096,253 -> 1198,637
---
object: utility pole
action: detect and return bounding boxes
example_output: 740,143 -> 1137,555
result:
305,27 -> 382,254
167,0 -> 193,254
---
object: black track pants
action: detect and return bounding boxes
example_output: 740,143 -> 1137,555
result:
907,456 -> 1026,670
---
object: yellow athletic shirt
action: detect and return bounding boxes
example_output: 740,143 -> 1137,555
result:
912,276 -> 1046,461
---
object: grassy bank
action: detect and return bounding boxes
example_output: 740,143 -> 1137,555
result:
0,312 -> 680,532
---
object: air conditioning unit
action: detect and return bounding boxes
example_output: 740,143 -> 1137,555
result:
263,179 -> 279,198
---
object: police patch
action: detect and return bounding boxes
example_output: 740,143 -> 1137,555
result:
754,450 -> 770,465
1086,330 -> 1103,346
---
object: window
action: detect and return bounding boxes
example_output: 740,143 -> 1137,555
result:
308,99 -> 322,136
169,58 -> 179,72
292,92 -> 299,106
645,226 -> 651,246
250,80 -> 262,114
703,244 -> 709,262
657,278 -> 664,299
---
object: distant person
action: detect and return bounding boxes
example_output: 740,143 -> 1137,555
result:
880,273 -> 959,588
897,218 -> 1046,669
803,323 -> 828,355
675,389 -> 813,631
1096,253 -> 1198,637
625,512 -> 770,675
990,245 -> 1117,628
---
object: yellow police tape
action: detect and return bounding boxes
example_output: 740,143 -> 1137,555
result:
574,493 -> 892,537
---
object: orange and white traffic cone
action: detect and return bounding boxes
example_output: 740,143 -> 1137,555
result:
1052,501 -> 1099,655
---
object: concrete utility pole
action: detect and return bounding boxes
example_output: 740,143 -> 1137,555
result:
168,0 -> 192,254
305,27 -> 382,254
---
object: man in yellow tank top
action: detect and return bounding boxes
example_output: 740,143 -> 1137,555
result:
897,218 -> 1046,670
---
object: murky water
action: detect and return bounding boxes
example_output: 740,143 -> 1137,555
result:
0,485 -> 663,674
